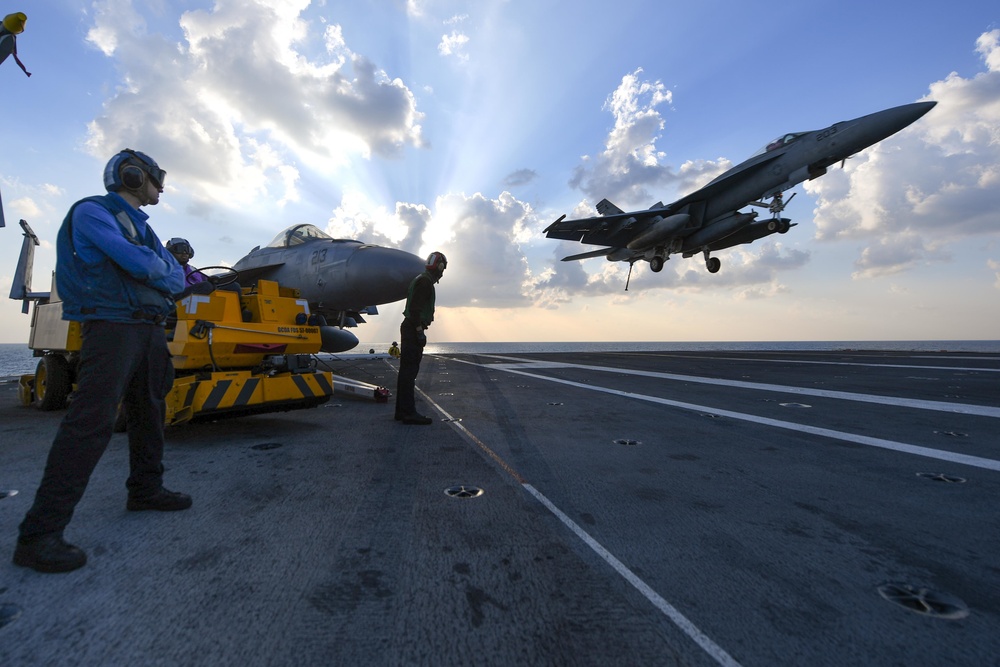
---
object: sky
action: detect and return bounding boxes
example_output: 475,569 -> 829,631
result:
1,0 -> 999,346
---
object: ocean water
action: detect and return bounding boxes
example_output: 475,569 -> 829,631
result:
3,340 -> 999,378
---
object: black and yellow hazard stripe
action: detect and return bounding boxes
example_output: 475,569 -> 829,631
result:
176,371 -> 334,421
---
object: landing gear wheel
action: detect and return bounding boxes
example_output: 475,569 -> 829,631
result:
777,219 -> 791,233
706,257 -> 721,274
195,266 -> 240,287
649,257 -> 664,273
35,354 -> 71,411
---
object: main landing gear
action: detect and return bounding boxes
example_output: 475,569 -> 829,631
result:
766,217 -> 792,234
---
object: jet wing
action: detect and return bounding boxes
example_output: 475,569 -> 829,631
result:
670,150 -> 785,211
546,151 -> 788,249
544,199 -> 674,247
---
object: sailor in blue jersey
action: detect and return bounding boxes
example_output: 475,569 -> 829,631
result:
14,150 -> 192,574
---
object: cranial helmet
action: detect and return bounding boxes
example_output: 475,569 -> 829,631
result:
2,13 -> 27,34
425,251 -> 447,275
103,149 -> 167,193
166,238 -> 194,259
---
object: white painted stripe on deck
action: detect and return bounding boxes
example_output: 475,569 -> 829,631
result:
636,352 -> 1000,373
522,483 -> 743,667
471,355 -> 1000,418
419,388 -> 743,667
449,357 -> 1000,473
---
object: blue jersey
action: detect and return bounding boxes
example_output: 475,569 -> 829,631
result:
56,193 -> 184,323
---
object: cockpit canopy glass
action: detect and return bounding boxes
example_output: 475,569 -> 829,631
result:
752,132 -> 807,157
266,224 -> 334,248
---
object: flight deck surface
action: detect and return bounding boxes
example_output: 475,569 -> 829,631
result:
2,350 -> 998,666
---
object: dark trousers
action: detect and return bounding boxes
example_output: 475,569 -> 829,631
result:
395,322 -> 425,416
19,321 -> 174,539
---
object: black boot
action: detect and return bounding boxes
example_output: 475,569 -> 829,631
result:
13,534 -> 87,573
127,487 -> 193,512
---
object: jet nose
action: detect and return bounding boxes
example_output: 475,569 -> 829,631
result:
343,245 -> 426,306
894,100 -> 937,126
859,101 -> 937,143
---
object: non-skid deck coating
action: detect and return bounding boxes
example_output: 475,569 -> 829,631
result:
1,350 -> 998,666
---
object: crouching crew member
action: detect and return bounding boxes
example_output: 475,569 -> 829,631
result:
13,149 -> 191,574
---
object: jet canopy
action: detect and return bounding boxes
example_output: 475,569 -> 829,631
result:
752,132 -> 807,157
266,224 -> 335,248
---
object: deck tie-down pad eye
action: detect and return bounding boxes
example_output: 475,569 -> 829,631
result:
445,485 -> 483,499
877,582 -> 969,619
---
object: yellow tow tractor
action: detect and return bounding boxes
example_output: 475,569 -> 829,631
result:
10,220 -> 388,425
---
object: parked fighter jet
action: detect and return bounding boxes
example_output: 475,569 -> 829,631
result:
232,224 -> 425,352
544,101 -> 936,283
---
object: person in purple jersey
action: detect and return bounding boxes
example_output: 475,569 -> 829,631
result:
166,238 -> 207,287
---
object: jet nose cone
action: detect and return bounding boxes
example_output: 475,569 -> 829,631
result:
902,100 -> 937,123
344,245 -> 426,306
843,101 -> 937,158
869,101 -> 937,135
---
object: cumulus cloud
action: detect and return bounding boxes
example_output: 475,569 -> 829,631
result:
567,68 -> 732,210
326,190 -> 429,254
9,197 -> 42,220
431,191 -> 534,308
327,188 -> 537,308
1,179 -> 65,223
806,29 -> 1000,278
83,0 -> 424,209
534,68 -> 806,301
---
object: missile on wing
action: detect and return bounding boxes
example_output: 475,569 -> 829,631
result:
707,217 -> 794,253
626,214 -> 691,251
680,212 -> 757,253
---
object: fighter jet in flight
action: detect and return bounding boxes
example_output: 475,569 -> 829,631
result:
544,101 -> 936,283
232,224 -> 425,352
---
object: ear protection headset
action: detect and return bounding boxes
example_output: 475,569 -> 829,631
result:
425,251 -> 447,274
121,160 -> 147,190
103,149 -> 166,193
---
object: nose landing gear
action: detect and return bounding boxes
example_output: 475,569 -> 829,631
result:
703,250 -> 721,274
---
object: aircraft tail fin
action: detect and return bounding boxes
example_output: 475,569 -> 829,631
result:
596,199 -> 624,216
10,220 -> 48,313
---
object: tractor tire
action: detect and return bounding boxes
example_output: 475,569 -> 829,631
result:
35,355 -> 71,411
